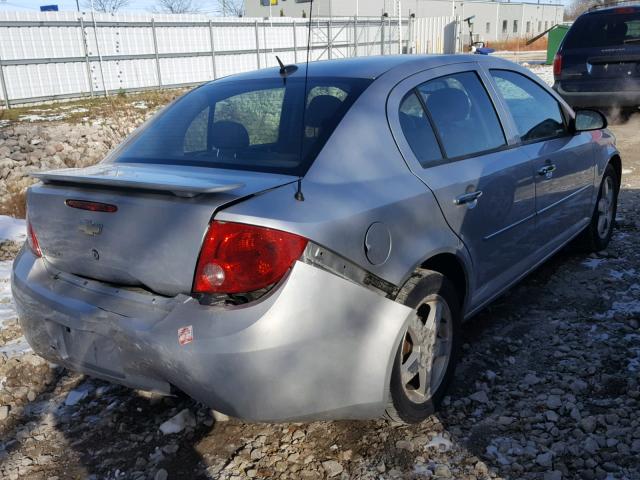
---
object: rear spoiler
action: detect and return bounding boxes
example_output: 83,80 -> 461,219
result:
31,165 -> 245,198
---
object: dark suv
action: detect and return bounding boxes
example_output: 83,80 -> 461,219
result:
554,4 -> 640,111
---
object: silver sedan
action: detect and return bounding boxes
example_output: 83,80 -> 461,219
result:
12,54 -> 621,423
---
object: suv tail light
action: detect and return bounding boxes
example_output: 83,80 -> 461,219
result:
193,221 -> 308,295
553,53 -> 563,78
27,220 -> 42,258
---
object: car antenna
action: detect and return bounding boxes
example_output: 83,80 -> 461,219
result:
295,0 -> 314,202
276,55 -> 298,77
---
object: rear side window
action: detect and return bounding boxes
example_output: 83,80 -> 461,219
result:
491,69 -> 566,142
112,77 -> 371,176
417,71 -> 506,159
398,92 -> 443,168
563,11 -> 640,49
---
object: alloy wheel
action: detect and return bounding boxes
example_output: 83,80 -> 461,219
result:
400,295 -> 453,404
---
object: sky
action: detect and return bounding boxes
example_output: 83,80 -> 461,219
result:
0,0 -> 172,12
0,0 -> 569,13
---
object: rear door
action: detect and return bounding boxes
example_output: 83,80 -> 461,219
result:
489,69 -> 595,245
559,9 -> 640,93
388,63 -> 537,306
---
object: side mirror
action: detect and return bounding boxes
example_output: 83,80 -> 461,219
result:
573,109 -> 608,132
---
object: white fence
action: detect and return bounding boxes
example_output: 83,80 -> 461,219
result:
0,12 -> 456,107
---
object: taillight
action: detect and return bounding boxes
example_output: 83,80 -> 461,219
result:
27,221 -> 42,258
193,221 -> 308,295
65,199 -> 117,213
553,53 -> 563,78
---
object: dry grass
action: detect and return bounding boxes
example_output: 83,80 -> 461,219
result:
484,36 -> 549,52
0,88 -> 188,125
0,184 -> 28,219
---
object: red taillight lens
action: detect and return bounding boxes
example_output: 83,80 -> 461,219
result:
27,221 -> 42,258
193,221 -> 308,295
553,53 -> 563,78
65,199 -> 117,213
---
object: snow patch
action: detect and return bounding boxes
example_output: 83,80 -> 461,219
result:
426,434 -> 453,452
0,336 -> 31,357
18,113 -> 67,123
0,261 -> 18,328
582,258 -> 607,269
159,408 -> 196,435
0,215 -> 26,242
64,384 -> 94,406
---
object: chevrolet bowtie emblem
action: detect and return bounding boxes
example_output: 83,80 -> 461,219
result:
78,220 -> 103,236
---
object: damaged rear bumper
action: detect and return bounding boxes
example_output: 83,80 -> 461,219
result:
11,248 -> 412,422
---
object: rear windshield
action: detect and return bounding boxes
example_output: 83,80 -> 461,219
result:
563,11 -> 640,49
110,76 -> 371,176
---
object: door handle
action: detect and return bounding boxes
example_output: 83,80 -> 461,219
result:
538,164 -> 557,177
454,190 -> 483,206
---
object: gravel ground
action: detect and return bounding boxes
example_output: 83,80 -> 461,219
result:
1,66 -> 640,480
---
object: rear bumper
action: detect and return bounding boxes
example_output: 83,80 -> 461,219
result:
554,83 -> 640,108
11,248 -> 412,421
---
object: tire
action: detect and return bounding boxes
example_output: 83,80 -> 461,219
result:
579,163 -> 619,252
385,269 -> 462,424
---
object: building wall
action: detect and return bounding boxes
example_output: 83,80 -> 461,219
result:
427,0 -> 563,42
244,0 -> 420,18
244,0 -> 563,43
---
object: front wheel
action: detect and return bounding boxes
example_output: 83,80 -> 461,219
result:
580,164 -> 619,252
385,270 -> 461,424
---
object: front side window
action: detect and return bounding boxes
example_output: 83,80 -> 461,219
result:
490,69 -> 566,142
417,71 -> 506,159
111,77 -> 371,176
398,92 -> 443,168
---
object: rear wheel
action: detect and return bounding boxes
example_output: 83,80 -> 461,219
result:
385,270 -> 461,424
580,163 -> 619,252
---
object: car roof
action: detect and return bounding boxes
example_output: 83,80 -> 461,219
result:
212,54 -> 513,84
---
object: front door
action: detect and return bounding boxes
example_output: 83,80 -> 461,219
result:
487,69 -> 595,244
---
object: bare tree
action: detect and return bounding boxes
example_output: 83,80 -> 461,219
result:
82,0 -> 130,13
153,0 -> 203,13
565,0 -> 615,20
212,0 -> 244,17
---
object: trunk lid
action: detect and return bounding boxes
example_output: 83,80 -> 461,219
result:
28,163 -> 295,296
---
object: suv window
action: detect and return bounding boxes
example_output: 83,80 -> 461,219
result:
491,69 -> 566,142
563,11 -> 640,49
417,71 -> 506,159
398,92 -> 443,168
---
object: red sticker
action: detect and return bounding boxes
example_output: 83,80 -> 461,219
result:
178,326 -> 194,346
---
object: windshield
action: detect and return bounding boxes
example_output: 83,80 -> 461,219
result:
110,76 -> 372,176
563,11 -> 640,49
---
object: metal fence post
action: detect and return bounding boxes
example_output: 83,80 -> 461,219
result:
208,20 -> 217,80
254,20 -> 261,69
327,18 -> 332,59
292,20 -> 298,63
79,18 -> 94,98
0,55 -> 10,109
353,16 -> 358,57
151,19 -> 163,87
381,17 -> 385,55
90,11 -> 109,97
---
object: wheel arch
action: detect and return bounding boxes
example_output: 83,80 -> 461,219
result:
609,154 -> 622,188
418,252 -> 469,313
